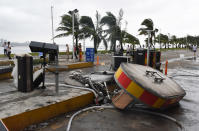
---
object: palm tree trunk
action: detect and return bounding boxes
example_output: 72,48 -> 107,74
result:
75,35 -> 79,54
94,37 -> 97,53
120,40 -> 123,51
111,39 -> 116,52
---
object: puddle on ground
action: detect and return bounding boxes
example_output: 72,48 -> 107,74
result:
167,66 -> 199,130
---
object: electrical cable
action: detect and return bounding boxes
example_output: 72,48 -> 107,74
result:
65,105 -> 186,131
45,83 -> 98,103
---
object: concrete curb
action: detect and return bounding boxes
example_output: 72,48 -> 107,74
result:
0,62 -> 93,80
0,72 -> 12,80
47,62 -> 93,72
0,60 -> 14,66
0,92 -> 94,131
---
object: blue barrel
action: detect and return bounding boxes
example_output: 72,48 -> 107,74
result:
86,48 -> 95,62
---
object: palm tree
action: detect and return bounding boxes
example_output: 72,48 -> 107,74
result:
55,12 -> 80,53
122,31 -> 140,50
100,9 -> 124,52
160,34 -> 169,49
155,33 -> 165,49
170,35 -> 177,48
138,18 -> 158,48
80,11 -> 107,53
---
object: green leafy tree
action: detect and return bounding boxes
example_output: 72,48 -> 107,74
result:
122,31 -> 140,50
80,11 -> 107,53
138,18 -> 158,48
55,12 -> 80,52
155,33 -> 165,49
170,35 -> 177,48
100,9 -> 124,52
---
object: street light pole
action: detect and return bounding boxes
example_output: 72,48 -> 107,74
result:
51,6 -> 55,44
51,6 -> 59,94
147,30 -> 152,66
159,28 -> 161,50
72,11 -> 75,61
69,9 -> 78,61
83,34 -> 86,60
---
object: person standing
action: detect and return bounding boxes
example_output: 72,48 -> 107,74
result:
2,42 -> 7,56
193,44 -> 197,59
126,45 -> 130,56
66,44 -> 69,60
74,45 -> 78,59
78,43 -> 82,62
7,41 -> 11,59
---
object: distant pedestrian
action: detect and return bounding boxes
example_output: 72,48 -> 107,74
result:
78,43 -> 82,62
115,45 -> 120,55
66,44 -> 69,60
126,45 -> 130,56
2,42 -> 7,56
7,41 -> 11,59
74,45 -> 78,59
130,45 -> 133,55
193,44 -> 197,59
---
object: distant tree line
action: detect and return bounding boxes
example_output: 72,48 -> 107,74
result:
55,9 -> 199,53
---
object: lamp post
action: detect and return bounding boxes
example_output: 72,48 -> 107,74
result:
69,9 -> 78,61
159,28 -> 161,50
51,6 -> 55,44
147,30 -> 152,66
168,33 -> 170,49
83,34 -> 86,60
51,6 -> 59,94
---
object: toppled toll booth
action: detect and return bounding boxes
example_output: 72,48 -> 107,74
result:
113,63 -> 186,109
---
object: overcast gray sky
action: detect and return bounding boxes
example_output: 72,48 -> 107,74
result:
0,0 -> 198,46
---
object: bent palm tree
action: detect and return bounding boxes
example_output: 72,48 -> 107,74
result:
122,31 -> 140,50
55,12 -> 80,53
138,18 -> 158,48
80,11 -> 107,53
100,9 -> 124,52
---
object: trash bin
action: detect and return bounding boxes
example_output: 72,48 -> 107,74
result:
16,54 -> 33,92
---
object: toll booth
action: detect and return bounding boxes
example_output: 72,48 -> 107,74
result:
133,49 -> 161,71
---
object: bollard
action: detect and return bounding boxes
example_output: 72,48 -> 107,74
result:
165,60 -> 168,75
96,56 -> 100,65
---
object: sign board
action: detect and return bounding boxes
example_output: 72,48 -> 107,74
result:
39,52 -> 43,57
86,48 -> 95,62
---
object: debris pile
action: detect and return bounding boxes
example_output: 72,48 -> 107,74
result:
68,63 -> 186,110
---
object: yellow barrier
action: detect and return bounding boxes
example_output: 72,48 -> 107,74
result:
1,92 -> 94,131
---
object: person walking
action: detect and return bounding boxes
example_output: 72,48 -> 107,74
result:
2,42 -> 7,56
7,41 -> 11,59
66,44 -> 69,61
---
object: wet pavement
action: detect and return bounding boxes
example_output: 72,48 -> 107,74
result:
37,54 -> 199,131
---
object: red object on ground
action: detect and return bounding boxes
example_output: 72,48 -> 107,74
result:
165,60 -> 168,75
